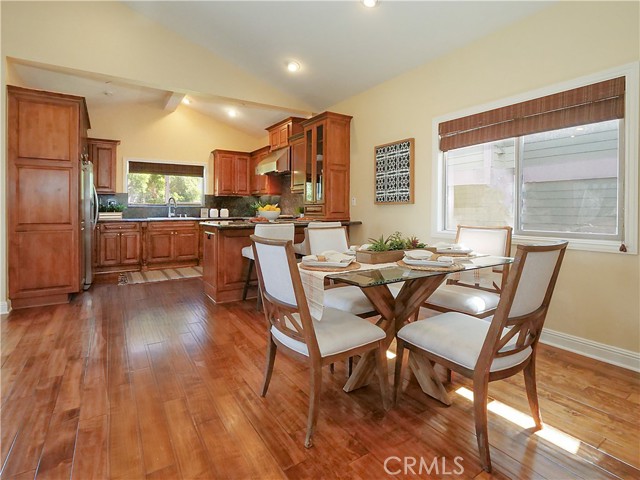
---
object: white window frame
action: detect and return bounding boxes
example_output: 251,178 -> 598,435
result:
432,63 -> 639,254
124,158 -> 207,207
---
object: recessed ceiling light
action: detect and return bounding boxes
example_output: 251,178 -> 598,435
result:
576,127 -> 584,131
228,109 -> 237,118
182,97 -> 191,105
287,61 -> 301,73
362,0 -> 378,8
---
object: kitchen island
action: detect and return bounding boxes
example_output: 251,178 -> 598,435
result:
201,220 -> 361,304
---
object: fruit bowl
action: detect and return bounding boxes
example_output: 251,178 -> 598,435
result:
257,209 -> 280,221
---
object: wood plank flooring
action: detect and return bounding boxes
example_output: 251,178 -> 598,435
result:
1,278 -> 638,479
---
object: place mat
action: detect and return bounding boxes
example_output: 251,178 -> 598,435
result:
299,262 -> 361,273
396,260 -> 464,272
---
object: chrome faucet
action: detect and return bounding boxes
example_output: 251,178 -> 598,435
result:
168,197 -> 177,218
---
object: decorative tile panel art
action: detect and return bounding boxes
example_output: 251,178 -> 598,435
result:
374,138 -> 414,204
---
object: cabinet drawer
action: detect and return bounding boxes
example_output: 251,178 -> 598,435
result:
148,221 -> 198,231
100,222 -> 140,231
304,205 -> 325,215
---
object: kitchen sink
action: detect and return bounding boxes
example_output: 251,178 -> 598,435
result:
148,216 -> 200,220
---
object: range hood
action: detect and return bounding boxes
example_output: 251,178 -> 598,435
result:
256,147 -> 289,175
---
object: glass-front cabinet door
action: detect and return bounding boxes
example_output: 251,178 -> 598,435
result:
304,121 -> 325,204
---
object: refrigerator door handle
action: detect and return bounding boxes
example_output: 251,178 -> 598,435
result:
92,185 -> 99,229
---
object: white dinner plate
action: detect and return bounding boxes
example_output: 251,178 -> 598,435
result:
436,248 -> 473,254
302,260 -> 354,268
402,257 -> 454,267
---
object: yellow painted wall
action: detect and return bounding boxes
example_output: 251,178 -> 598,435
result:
332,1 -> 640,352
88,102 -> 265,194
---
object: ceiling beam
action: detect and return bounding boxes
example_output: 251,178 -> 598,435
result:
163,92 -> 185,112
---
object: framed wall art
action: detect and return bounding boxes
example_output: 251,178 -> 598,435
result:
374,138 -> 414,204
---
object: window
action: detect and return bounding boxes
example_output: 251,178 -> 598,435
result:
127,161 -> 204,206
444,120 -> 622,240
434,66 -> 638,253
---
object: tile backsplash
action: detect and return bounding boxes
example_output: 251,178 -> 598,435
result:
100,174 -> 304,219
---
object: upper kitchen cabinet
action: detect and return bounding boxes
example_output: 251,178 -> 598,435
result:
250,146 -> 280,195
7,86 -> 90,308
88,137 -> 120,194
266,117 -> 306,152
213,150 -> 251,196
303,112 -> 352,220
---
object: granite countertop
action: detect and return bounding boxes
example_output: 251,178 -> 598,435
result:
200,220 -> 362,230
98,216 -> 250,223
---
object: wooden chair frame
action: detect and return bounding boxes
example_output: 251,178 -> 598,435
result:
395,241 -> 568,472
251,235 -> 390,448
425,225 -> 513,318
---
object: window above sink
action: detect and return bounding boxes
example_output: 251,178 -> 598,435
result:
126,159 -> 205,206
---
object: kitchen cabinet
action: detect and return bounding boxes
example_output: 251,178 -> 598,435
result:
250,146 -> 280,195
88,137 -> 120,194
213,150 -> 251,196
302,112 -> 352,220
290,133 -> 305,193
7,86 -> 90,309
146,221 -> 199,266
266,117 -> 305,151
96,222 -> 141,269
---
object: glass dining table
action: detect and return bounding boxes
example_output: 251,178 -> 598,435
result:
325,255 -> 514,403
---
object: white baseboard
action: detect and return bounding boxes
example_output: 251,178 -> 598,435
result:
540,328 -> 640,372
0,301 -> 10,315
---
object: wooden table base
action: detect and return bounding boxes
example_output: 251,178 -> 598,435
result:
343,275 -> 451,404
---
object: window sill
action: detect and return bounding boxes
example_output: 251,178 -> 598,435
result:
431,231 -> 635,255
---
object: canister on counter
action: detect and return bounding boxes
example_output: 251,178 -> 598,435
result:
209,208 -> 219,218
220,208 -> 229,218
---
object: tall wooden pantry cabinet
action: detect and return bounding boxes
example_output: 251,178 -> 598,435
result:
7,86 -> 90,309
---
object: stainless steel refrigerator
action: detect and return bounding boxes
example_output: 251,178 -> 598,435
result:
81,158 -> 99,290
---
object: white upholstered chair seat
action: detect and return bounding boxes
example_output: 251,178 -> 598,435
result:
427,284 -> 500,316
323,286 -> 375,315
398,312 -> 532,372
241,245 -> 254,260
271,307 -> 385,357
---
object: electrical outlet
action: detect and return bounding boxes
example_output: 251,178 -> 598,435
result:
351,196 -> 357,206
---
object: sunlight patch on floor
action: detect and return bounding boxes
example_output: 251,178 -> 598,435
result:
455,387 -> 581,454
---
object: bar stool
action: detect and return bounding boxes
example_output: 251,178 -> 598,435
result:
242,223 -> 295,302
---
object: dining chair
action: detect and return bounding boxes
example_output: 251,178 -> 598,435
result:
251,234 -> 389,448
424,225 -> 513,318
306,225 -> 350,255
394,241 -> 568,472
241,223 -> 295,301
293,221 -> 343,256
306,226 -> 378,318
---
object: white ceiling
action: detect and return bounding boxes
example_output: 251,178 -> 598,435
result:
124,1 -> 553,110
10,1 -> 554,138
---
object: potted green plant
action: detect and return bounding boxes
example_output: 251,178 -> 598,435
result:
98,202 -> 126,220
355,231 -> 431,264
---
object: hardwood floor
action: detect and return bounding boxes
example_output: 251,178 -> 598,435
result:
1,278 -> 638,479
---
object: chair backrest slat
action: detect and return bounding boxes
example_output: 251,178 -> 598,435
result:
477,241 -> 567,372
251,235 -> 321,359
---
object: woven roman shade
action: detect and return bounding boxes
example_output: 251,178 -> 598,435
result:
129,161 -> 204,177
439,77 -> 625,151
